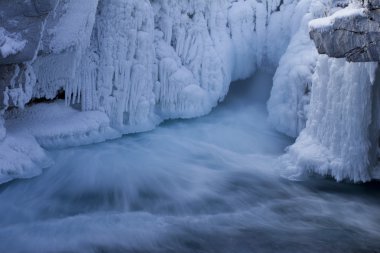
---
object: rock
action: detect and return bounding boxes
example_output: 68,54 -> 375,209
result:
0,0 -> 58,65
309,5 -> 380,62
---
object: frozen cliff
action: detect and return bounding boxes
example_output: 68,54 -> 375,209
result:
0,0 -> 308,183
272,0 -> 380,182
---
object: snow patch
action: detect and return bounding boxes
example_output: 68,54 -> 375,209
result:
0,28 -> 26,58
309,5 -> 366,30
5,100 -> 121,149
0,134 -> 51,184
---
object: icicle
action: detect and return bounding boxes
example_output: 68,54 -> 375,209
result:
283,57 -> 378,182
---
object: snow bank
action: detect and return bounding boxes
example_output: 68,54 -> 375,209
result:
309,5 -> 366,30
0,134 -> 51,184
5,101 -> 121,149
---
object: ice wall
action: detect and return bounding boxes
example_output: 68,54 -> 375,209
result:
2,0 -> 304,132
0,0 -> 306,183
268,0 -> 380,182
282,57 -> 378,182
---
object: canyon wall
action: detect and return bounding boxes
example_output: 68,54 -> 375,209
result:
2,0 -> 378,183
0,0 -> 307,182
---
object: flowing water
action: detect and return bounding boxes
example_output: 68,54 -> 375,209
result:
0,72 -> 380,253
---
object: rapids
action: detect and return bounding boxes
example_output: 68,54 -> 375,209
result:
0,72 -> 379,253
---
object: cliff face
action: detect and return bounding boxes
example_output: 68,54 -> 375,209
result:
309,2 -> 380,62
279,0 -> 380,182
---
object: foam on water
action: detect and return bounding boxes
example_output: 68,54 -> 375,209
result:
0,71 -> 380,253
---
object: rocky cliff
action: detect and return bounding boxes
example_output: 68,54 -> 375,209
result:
309,1 -> 380,62
279,0 -> 380,182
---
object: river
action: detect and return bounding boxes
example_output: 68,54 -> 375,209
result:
0,71 -> 379,253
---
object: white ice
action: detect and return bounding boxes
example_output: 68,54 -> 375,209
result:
0,28 -> 26,58
0,0 -> 307,182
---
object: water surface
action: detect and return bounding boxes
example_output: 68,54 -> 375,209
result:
0,72 -> 380,253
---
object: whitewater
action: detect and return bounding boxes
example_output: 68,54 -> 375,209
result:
0,72 -> 379,253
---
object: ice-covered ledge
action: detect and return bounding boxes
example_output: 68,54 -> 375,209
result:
309,4 -> 380,62
282,1 -> 380,182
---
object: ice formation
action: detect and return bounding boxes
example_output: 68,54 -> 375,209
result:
282,57 -> 378,182
1,0 -> 380,183
268,1 -> 380,182
0,0 -> 308,182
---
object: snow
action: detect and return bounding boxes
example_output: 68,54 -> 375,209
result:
0,28 -> 26,58
29,0 -> 305,137
1,0 -> 380,183
5,100 -> 121,149
0,133 -> 51,184
266,0 -> 380,181
309,5 -> 366,30
48,0 -> 99,54
0,100 -> 122,183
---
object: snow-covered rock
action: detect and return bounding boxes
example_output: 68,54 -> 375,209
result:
309,5 -> 380,62
275,0 -> 380,182
267,0 -> 380,182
